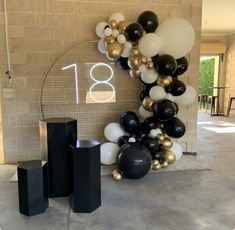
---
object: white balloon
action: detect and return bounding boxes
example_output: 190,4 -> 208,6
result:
97,38 -> 106,54
109,12 -> 125,23
141,69 -> 158,84
128,137 -> 136,143
95,21 -> 108,38
101,142 -> 119,165
170,142 -> 183,160
104,27 -> 112,36
174,85 -> 196,105
139,105 -> 154,118
125,41 -> 132,50
156,17 -> 195,59
165,93 -> 175,102
148,128 -> 162,138
117,34 -> 126,44
149,86 -> 166,102
112,29 -> 119,38
121,47 -> 131,58
139,64 -> 147,73
104,123 -> 126,142
138,33 -> 162,57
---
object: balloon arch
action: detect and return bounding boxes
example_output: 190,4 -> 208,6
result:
95,11 -> 197,180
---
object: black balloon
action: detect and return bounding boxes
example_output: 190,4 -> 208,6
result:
139,90 -> 149,101
173,102 -> 179,114
152,100 -> 177,121
120,111 -> 140,134
135,127 -> 148,142
174,57 -> 188,76
137,11 -> 159,33
151,144 -> 164,161
164,117 -> 186,138
118,136 -> 130,147
154,54 -> 177,76
168,79 -> 186,96
116,143 -> 152,179
124,23 -> 144,42
117,56 -> 130,70
142,137 -> 159,153
142,117 -> 157,132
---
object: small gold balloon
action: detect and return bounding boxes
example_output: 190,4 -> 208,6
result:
139,56 -> 148,64
157,133 -> 165,142
131,48 -> 140,57
112,170 -> 122,181
152,160 -> 160,167
152,164 -> 162,170
118,20 -> 129,34
157,76 -> 173,87
129,69 -> 141,78
143,96 -> 154,111
146,61 -> 154,69
109,20 -> 118,29
162,137 -> 173,149
104,36 -> 115,46
164,150 -> 176,164
106,42 -> 123,60
128,56 -> 140,69
161,161 -> 169,168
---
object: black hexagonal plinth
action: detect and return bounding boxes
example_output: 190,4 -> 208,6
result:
17,160 -> 48,216
69,140 -> 101,213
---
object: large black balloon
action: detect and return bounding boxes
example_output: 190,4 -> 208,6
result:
151,144 -> 164,161
152,100 -> 177,121
164,117 -> 186,138
117,56 -> 130,70
168,79 -> 186,96
124,23 -> 143,42
137,11 -> 159,33
142,117 -> 157,132
154,54 -> 177,76
174,57 -> 188,76
120,111 -> 140,134
118,136 -> 130,147
116,143 -> 152,179
142,137 -> 159,153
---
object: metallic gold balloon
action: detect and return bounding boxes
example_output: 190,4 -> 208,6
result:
162,137 -> 173,149
130,69 -> 141,78
106,42 -> 123,60
139,56 -> 148,65
152,160 -> 160,167
131,48 -> 140,57
143,96 -> 154,111
118,20 -> 129,34
110,20 -> 118,29
146,61 -> 154,69
161,161 -> 168,168
157,76 -> 173,87
152,164 -> 162,170
112,170 -> 122,181
104,36 -> 116,46
157,133 -> 165,142
164,150 -> 176,164
128,56 -> 140,69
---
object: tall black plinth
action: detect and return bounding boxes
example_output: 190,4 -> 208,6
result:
70,140 -> 101,213
17,160 -> 48,216
39,118 -> 77,198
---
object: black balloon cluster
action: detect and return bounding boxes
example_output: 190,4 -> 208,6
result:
96,11 -> 196,180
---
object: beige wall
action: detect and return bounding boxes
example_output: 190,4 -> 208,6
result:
0,0 -> 202,163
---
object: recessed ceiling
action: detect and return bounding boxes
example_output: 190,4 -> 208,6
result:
202,0 -> 235,36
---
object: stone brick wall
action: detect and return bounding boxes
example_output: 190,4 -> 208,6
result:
0,0 -> 202,163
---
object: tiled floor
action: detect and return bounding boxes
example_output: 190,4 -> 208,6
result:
1,112 -> 235,230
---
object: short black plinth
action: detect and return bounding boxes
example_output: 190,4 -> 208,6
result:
39,118 -> 77,198
70,140 -> 101,213
17,160 -> 48,216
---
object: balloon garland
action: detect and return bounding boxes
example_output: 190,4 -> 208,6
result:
95,11 -> 197,180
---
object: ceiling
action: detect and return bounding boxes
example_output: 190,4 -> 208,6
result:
202,0 -> 235,36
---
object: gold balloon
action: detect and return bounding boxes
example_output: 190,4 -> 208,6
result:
112,170 -> 122,181
110,20 -> 118,29
152,160 -> 160,167
152,164 -> 162,170
128,56 -> 140,69
157,133 -> 165,142
162,137 -> 173,149
164,150 -> 176,164
161,161 -> 168,168
106,42 -> 123,60
139,56 -> 148,64
131,48 -> 140,57
157,76 -> 173,87
146,61 -> 154,69
118,20 -> 129,34
143,96 -> 154,111
130,69 -> 141,78
104,36 -> 115,46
